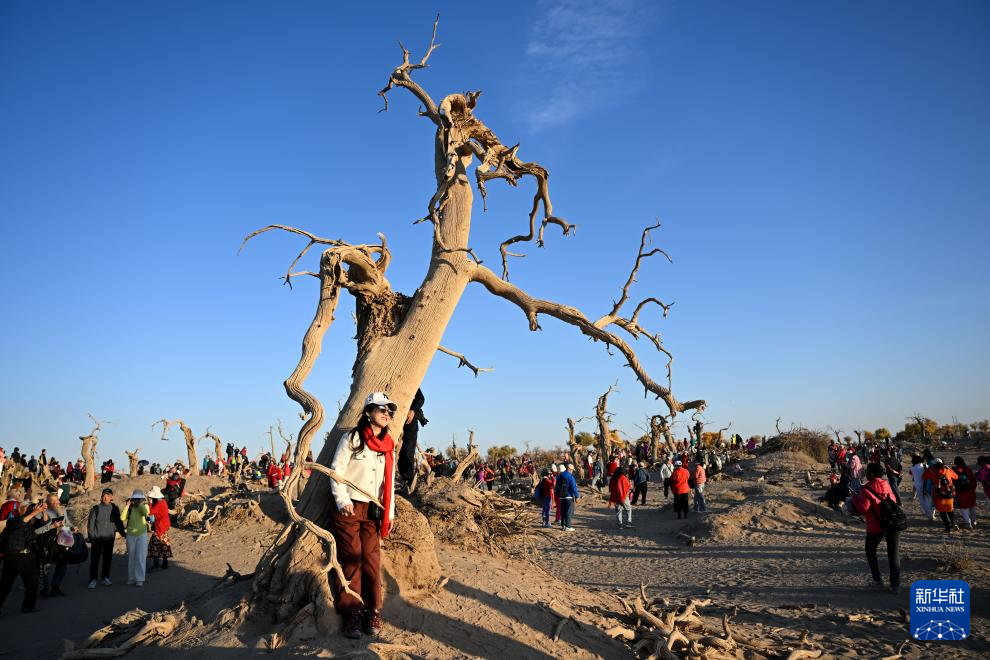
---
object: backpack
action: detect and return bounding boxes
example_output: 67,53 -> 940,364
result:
866,486 -> 908,533
66,532 -> 89,565
935,475 -> 954,499
955,471 -> 972,492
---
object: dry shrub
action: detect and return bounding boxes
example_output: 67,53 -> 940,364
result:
759,427 -> 830,463
939,540 -> 973,573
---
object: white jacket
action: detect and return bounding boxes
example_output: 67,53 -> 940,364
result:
659,463 -> 673,479
329,430 -> 395,521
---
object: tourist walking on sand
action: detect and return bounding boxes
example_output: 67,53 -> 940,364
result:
976,457 -> 990,508
538,469 -> 555,528
554,462 -> 579,532
851,463 -> 902,594
670,460 -> 690,519
952,457 -> 977,529
691,460 -> 707,513
87,487 -> 125,588
659,457 -> 673,499
609,466 -> 634,528
329,392 -> 398,639
930,459 -> 959,532
632,461 -> 650,505
146,486 -> 172,571
121,490 -> 150,587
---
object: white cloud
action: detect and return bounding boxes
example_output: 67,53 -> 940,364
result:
524,0 -> 665,130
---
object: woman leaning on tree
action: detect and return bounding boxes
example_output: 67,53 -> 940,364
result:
329,391 -> 397,639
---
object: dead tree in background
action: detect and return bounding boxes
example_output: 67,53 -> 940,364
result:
692,411 -> 705,446
650,414 -> 676,458
566,416 -> 589,479
201,427 -> 223,465
240,18 -> 706,632
79,413 -> 112,491
596,385 -> 618,459
125,449 -> 141,478
153,419 -> 199,476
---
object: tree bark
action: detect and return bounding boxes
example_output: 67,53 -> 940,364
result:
80,434 -> 97,491
125,449 -> 140,478
566,417 -> 586,480
596,387 -> 615,459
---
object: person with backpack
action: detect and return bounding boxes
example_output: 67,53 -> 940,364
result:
659,457 -> 673,499
609,466 -> 633,529
632,462 -> 650,505
851,462 -> 903,594
86,487 -> 126,588
952,456 -> 977,529
930,459 -> 959,532
0,498 -> 47,614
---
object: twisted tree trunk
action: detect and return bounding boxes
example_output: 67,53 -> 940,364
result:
241,19 -> 705,635
566,417 -> 587,480
125,449 -> 141,478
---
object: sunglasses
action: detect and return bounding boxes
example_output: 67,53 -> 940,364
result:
373,406 -> 393,415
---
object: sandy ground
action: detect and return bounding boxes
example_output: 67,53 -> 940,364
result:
534,447 -> 990,658
6,446 -> 987,659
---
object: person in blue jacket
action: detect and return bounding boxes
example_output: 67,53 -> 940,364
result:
554,464 -> 579,531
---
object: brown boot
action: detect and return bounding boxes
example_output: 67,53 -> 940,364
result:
343,610 -> 363,639
364,609 -> 383,636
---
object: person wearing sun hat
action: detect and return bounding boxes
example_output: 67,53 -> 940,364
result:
329,391 -> 399,640
120,489 -> 150,587
146,486 -> 172,571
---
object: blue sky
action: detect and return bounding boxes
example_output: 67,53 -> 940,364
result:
1,1 -> 987,464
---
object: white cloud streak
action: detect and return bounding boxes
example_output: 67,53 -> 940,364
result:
524,0 -> 664,130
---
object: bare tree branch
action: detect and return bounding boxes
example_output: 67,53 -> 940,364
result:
436,345 -> 493,377
469,263 -> 704,415
377,13 -> 442,122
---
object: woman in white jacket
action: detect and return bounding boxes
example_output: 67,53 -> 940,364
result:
329,391 -> 397,640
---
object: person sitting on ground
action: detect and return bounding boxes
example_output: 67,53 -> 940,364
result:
609,466 -> 633,529
851,462 -> 901,594
820,466 -> 852,513
670,460 -> 691,519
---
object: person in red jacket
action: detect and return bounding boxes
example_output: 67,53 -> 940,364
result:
146,486 -> 173,571
952,456 -> 977,529
609,467 -> 633,529
669,461 -> 691,519
851,463 -> 901,593
266,460 -> 282,490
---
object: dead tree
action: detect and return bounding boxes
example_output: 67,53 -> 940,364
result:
125,449 -> 141,478
153,419 -> 199,476
595,385 -> 618,459
565,417 -> 588,479
240,18 -> 705,633
79,413 -> 112,491
692,411 -> 705,446
716,423 -> 732,448
650,414 -> 676,458
201,427 -> 223,466
277,420 -> 294,462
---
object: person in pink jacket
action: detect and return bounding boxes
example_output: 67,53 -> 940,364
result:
852,463 -> 901,593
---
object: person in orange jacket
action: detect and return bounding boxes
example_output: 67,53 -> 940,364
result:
609,467 -> 633,529
669,460 -> 691,519
930,459 -> 958,532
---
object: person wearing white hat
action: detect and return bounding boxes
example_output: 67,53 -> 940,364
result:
146,486 -> 172,571
329,391 -> 399,639
120,490 -> 150,586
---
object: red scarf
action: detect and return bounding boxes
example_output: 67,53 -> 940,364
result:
361,425 -> 395,538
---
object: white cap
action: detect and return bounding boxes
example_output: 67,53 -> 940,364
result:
674,460 -> 682,466
364,392 -> 398,412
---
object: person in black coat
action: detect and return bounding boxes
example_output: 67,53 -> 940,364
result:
398,389 -> 427,485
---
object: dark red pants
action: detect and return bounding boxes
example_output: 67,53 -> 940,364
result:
330,501 -> 382,614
